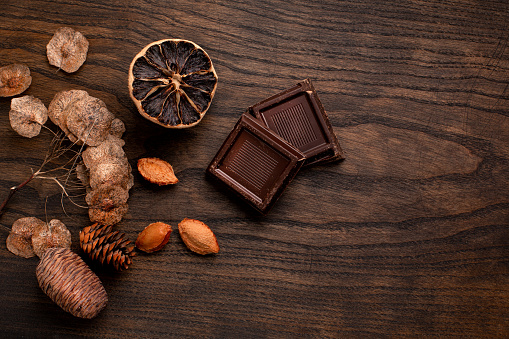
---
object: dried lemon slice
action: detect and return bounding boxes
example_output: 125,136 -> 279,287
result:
128,39 -> 218,128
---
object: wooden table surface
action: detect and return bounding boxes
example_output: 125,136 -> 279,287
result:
1,0 -> 508,337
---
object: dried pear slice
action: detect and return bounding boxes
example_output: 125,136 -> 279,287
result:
128,39 -> 218,128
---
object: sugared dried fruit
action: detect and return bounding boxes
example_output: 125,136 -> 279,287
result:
128,39 -> 218,128
36,247 -> 108,319
136,222 -> 172,253
6,217 -> 46,258
138,157 -> 178,185
0,63 -> 32,97
178,218 -> 219,255
80,223 -> 135,270
31,219 -> 72,258
47,27 -> 89,73
9,95 -> 48,138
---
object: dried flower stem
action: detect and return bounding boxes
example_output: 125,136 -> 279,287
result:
0,172 -> 35,218
0,131 -> 86,220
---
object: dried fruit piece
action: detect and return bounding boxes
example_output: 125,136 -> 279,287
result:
47,27 -> 89,73
9,95 -> 48,138
6,217 -> 45,258
80,223 -> 135,270
128,39 -> 218,128
138,157 -> 178,185
31,219 -> 72,258
178,218 -> 219,255
0,63 -> 32,97
37,247 -> 108,318
136,222 -> 172,253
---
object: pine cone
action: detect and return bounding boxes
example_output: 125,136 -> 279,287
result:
36,247 -> 108,319
79,223 -> 135,270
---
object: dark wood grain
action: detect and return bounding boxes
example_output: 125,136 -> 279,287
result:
1,0 -> 508,337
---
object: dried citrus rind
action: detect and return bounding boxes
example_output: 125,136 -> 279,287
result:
47,27 -> 89,73
128,39 -> 218,128
9,95 -> 48,138
32,219 -> 72,258
6,217 -> 46,258
137,157 -> 178,185
0,64 -> 32,97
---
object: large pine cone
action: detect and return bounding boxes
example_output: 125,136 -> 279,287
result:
36,247 -> 108,319
79,223 -> 135,270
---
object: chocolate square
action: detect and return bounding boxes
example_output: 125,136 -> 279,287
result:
207,114 -> 305,214
249,79 -> 343,166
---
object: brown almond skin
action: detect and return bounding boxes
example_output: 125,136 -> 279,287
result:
138,158 -> 178,185
178,218 -> 219,255
136,222 -> 172,253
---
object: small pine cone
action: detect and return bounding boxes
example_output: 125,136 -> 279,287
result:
36,247 -> 108,319
79,223 -> 135,270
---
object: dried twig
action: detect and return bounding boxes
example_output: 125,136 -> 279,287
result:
0,130 -> 87,220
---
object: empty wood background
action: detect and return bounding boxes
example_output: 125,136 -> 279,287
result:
0,0 -> 508,337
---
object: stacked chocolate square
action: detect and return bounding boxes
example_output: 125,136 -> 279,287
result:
207,79 -> 343,214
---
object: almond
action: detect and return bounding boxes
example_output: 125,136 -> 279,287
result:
136,222 -> 172,253
137,157 -> 178,185
178,218 -> 219,255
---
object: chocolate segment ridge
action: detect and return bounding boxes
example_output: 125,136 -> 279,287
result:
207,114 -> 305,214
249,79 -> 343,166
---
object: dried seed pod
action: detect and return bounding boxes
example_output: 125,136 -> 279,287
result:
6,217 -> 46,258
128,39 -> 218,128
0,63 -> 32,97
80,223 -> 135,270
178,218 -> 219,255
48,89 -> 89,142
36,247 -> 108,319
65,95 -> 114,146
89,160 -> 132,190
109,118 -> 126,138
9,95 -> 48,138
138,157 -> 178,185
86,184 -> 129,225
82,135 -> 126,169
75,162 -> 90,189
136,222 -> 172,253
32,219 -> 72,258
47,27 -> 89,73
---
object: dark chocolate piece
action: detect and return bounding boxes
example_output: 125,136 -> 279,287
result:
207,114 -> 305,214
248,79 -> 343,166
